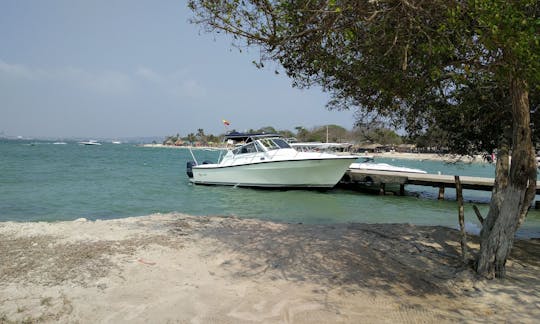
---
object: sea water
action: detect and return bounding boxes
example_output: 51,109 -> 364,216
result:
1,139 -> 539,238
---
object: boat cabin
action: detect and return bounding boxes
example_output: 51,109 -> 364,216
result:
224,133 -> 292,155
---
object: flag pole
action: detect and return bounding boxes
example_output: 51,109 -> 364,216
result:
219,119 -> 231,161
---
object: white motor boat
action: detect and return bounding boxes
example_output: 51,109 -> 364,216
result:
78,140 -> 102,146
186,133 -> 358,188
349,157 -> 427,174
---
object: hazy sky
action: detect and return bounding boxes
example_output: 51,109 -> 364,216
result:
0,0 -> 354,138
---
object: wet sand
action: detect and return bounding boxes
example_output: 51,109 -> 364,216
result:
1,213 -> 538,323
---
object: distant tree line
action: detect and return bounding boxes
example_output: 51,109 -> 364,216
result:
163,122 -> 460,152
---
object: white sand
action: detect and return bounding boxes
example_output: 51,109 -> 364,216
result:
1,213 -> 538,323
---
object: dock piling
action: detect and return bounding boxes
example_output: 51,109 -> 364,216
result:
438,187 -> 445,200
379,183 -> 386,195
455,176 -> 468,263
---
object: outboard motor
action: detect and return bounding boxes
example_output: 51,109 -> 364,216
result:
186,161 -> 197,178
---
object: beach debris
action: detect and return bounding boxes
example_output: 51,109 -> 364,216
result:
137,258 -> 156,266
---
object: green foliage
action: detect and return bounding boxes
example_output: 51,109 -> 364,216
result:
163,134 -> 179,145
186,133 -> 197,144
188,0 -> 539,154
411,127 -> 449,152
206,134 -> 221,144
277,129 -> 295,138
294,126 -> 309,141
439,0 -> 540,106
307,125 -> 348,142
351,121 -> 403,146
257,126 -> 278,134
196,128 -> 207,144
168,124 -> 404,146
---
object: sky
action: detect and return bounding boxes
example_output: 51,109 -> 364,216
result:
0,0 -> 355,139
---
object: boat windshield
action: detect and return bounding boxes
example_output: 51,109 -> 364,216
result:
232,142 -> 259,155
258,138 -> 291,151
273,138 -> 291,148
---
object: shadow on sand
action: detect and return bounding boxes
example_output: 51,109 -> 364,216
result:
173,217 -> 540,320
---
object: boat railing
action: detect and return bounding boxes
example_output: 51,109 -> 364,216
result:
188,147 -> 199,165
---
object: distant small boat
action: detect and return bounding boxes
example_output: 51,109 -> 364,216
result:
53,142 -> 67,145
78,140 -> 101,146
112,141 -> 122,144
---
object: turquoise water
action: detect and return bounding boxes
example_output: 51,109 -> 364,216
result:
1,139 -> 539,238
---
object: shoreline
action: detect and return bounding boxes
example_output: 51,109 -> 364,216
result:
1,213 -> 538,322
139,143 -> 224,151
372,151 -> 490,163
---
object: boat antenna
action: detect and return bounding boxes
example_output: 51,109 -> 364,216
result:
326,125 -> 329,143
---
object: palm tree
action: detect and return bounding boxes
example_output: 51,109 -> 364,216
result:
187,133 -> 196,146
196,128 -> 206,144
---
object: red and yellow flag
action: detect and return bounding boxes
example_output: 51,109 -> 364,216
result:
222,119 -> 230,126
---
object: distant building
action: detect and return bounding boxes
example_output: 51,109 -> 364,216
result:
355,143 -> 384,153
396,144 -> 417,153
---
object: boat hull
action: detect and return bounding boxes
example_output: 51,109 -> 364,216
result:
348,162 -> 427,174
190,158 -> 356,188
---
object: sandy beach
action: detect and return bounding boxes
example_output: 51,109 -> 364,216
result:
1,213 -> 538,323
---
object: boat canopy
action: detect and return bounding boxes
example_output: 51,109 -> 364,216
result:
224,132 -> 283,143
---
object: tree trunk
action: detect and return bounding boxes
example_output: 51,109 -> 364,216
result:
476,77 -> 537,279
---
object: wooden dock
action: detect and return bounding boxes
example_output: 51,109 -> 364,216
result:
342,169 -> 540,199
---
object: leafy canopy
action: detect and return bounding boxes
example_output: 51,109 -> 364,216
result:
189,0 -> 539,154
